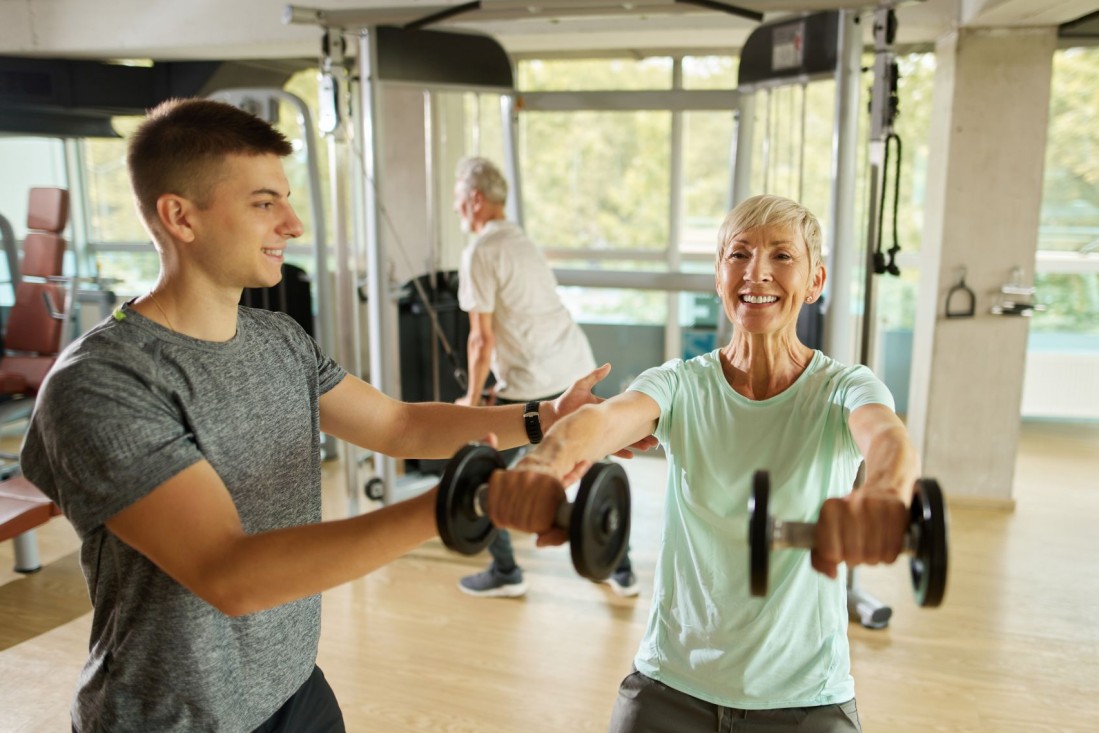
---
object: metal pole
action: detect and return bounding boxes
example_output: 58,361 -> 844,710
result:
501,94 -> 524,228
665,57 -> 685,363
358,28 -> 400,502
424,89 -> 441,402
730,92 -> 756,207
823,9 -> 862,366
848,5 -> 899,631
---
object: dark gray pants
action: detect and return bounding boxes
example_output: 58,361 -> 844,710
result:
608,670 -> 861,733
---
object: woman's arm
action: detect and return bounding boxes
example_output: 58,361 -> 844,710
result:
812,403 -> 920,578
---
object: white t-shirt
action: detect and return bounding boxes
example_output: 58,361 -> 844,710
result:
458,219 -> 596,401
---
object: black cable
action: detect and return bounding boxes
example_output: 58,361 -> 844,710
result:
873,132 -> 904,277
873,137 -> 890,275
885,133 -> 903,276
406,274 -> 469,391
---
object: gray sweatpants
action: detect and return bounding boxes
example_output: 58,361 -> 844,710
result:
607,669 -> 862,733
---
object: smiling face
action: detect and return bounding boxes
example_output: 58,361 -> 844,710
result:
184,153 -> 303,290
716,223 -> 825,337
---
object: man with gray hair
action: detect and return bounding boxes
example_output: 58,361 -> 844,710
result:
452,156 -> 638,598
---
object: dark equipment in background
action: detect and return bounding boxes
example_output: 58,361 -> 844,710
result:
241,263 -> 314,337
398,270 -> 472,477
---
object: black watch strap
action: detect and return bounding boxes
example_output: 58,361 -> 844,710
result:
523,401 -> 543,444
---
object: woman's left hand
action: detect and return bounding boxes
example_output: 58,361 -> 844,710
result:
811,490 -> 909,579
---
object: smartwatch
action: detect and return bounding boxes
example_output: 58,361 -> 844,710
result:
523,401 -> 543,444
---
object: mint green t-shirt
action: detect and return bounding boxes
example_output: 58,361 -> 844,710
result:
628,349 -> 894,709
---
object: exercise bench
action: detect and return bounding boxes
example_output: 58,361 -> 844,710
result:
0,475 -> 61,573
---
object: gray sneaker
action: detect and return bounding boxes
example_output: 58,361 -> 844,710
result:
603,569 -> 640,598
458,564 -> 528,598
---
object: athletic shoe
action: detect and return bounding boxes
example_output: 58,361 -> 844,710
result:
458,564 -> 528,598
603,569 -> 640,597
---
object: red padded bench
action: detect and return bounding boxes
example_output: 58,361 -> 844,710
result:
0,475 -> 61,573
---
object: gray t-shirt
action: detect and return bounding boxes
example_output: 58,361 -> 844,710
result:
21,303 -> 347,732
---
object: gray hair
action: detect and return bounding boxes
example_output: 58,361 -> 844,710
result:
716,194 -> 823,271
455,156 -> 508,205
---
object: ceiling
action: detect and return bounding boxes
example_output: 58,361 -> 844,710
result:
0,0 -> 1095,61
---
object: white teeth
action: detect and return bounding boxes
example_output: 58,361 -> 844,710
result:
741,294 -> 778,304
262,249 -> 283,257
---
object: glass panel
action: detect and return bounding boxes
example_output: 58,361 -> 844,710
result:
891,53 -> 936,257
680,111 -> 733,256
520,111 -> 671,251
1033,272 -> 1099,335
683,56 -> 738,90
1040,47 -> 1099,254
518,58 -> 672,91
85,119 -> 148,244
558,286 -> 666,325
93,250 -> 160,296
0,136 -> 68,305
0,137 -> 68,241
463,93 -> 506,160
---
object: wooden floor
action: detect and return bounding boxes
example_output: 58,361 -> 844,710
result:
1,420 -> 1097,732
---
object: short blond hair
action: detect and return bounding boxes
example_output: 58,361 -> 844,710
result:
716,194 -> 822,271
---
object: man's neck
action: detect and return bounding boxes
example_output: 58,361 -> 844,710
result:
134,275 -> 241,342
472,213 -> 507,234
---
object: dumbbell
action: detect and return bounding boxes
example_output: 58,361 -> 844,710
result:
436,443 -> 631,581
747,470 -> 948,607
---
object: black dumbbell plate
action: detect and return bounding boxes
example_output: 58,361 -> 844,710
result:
748,470 -> 772,597
436,443 -> 504,555
570,462 -> 631,581
910,478 -> 948,607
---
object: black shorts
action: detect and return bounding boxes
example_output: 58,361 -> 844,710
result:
253,666 -> 345,733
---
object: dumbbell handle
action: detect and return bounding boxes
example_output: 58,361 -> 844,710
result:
473,483 -> 573,530
772,518 -> 917,555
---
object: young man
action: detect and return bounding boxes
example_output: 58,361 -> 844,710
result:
451,156 -> 639,599
21,98 -> 625,733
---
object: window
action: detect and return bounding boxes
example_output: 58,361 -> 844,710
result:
1035,46 -> 1099,337
521,110 -> 671,253
0,137 -> 69,304
518,57 -> 673,92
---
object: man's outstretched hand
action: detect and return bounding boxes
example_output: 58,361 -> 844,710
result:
549,364 -> 658,458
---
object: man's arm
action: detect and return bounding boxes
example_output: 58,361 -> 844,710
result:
319,364 -> 637,460
105,461 -> 439,616
320,373 -> 529,458
812,403 -> 919,578
458,311 -> 495,406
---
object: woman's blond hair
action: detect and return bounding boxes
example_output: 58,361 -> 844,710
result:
716,194 -> 823,271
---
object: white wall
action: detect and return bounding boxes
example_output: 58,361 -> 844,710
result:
1021,351 -> 1099,420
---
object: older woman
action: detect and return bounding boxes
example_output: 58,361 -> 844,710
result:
487,194 -> 918,733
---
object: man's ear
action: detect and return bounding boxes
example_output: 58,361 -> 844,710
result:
155,194 -> 197,243
469,189 -> 486,213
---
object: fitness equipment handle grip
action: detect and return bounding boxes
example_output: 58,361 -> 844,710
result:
772,518 -> 916,554
473,483 -> 572,530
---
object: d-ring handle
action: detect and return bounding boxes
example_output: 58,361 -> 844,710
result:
945,269 -> 975,319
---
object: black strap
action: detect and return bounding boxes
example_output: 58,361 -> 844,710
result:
523,401 -> 543,444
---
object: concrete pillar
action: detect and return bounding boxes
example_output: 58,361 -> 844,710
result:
907,26 -> 1056,507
